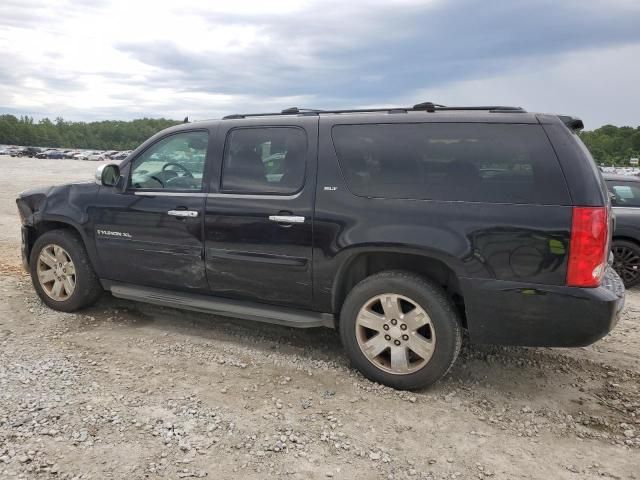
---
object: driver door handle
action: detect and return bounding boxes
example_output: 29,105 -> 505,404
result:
167,210 -> 199,218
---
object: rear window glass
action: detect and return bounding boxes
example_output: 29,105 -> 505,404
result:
332,123 -> 570,204
222,127 -> 307,194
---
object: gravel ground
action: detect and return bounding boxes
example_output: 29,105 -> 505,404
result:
0,156 -> 639,480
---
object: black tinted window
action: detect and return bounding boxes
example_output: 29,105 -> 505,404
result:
332,123 -> 570,204
222,127 -> 307,194
606,181 -> 640,207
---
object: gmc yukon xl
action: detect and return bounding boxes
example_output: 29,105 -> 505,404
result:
16,103 -> 625,389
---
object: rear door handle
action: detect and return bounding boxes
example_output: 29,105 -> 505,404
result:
167,210 -> 199,218
268,215 -> 305,224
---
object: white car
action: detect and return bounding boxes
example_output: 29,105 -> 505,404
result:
87,152 -> 105,161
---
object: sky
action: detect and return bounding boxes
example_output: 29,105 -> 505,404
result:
1,0 -> 640,129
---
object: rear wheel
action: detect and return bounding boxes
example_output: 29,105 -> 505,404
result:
30,229 -> 102,312
612,239 -> 640,287
340,271 -> 462,390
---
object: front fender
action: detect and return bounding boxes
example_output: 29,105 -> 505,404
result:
17,182 -> 101,273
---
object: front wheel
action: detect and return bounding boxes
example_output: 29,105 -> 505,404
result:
30,229 -> 102,312
340,271 -> 462,390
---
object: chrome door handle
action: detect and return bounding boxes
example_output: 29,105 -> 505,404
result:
268,215 -> 305,224
167,210 -> 199,218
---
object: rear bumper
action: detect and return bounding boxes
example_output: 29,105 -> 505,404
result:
461,266 -> 625,347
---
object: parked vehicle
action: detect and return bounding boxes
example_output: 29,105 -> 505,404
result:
9,146 -> 41,157
16,103 -> 625,390
111,151 -> 131,161
73,152 -> 90,161
35,150 -> 52,159
87,152 -> 105,161
34,149 -> 62,159
604,174 -> 640,287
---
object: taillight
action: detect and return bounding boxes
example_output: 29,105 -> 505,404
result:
567,207 -> 608,287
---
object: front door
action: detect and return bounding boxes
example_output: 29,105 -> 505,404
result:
204,118 -> 318,308
93,129 -> 211,292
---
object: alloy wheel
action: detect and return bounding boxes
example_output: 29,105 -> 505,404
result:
355,293 -> 435,375
37,244 -> 76,301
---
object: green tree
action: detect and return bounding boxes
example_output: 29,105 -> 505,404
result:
580,125 -> 640,166
0,116 -> 181,150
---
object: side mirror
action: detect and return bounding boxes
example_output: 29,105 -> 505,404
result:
95,164 -> 120,187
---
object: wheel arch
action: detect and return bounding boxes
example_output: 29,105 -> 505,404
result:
612,235 -> 640,247
25,218 -> 98,272
331,249 -> 466,328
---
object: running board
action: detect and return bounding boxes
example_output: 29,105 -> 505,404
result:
107,283 -> 334,329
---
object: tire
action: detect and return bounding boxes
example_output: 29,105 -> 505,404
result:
29,229 -> 102,312
612,239 -> 640,288
339,270 -> 462,390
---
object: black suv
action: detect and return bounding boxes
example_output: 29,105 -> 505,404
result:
11,146 -> 42,158
16,103 -> 625,390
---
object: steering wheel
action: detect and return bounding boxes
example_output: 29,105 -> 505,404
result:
149,175 -> 164,187
162,162 -> 193,178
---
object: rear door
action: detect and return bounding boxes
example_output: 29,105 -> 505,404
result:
204,116 -> 318,308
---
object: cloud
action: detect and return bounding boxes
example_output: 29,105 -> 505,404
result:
408,43 -> 640,129
0,0 -> 639,126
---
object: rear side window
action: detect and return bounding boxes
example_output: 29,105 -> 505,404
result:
221,127 -> 307,194
332,123 -> 570,204
606,181 -> 640,207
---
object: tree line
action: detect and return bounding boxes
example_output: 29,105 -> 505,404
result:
579,125 -> 640,166
0,114 -> 639,164
0,115 -> 181,151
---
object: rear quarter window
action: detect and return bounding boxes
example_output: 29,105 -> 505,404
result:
331,123 -> 570,205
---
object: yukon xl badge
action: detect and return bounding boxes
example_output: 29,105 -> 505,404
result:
97,229 -> 132,239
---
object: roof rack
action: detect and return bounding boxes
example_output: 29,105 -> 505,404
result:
222,103 -> 526,119
281,107 -> 325,114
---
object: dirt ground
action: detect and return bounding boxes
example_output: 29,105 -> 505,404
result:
0,156 -> 638,480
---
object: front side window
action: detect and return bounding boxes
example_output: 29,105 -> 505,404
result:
332,123 -> 570,205
130,130 -> 209,191
221,127 -> 307,194
607,181 -> 640,207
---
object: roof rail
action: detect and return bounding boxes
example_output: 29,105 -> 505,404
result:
281,107 -> 325,114
222,103 -> 526,119
414,104 -> 525,113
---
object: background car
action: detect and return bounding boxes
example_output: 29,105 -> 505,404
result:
50,150 -> 65,159
87,152 -> 105,161
10,147 -> 41,157
111,151 -> 131,161
604,173 -> 640,287
35,149 -> 64,159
